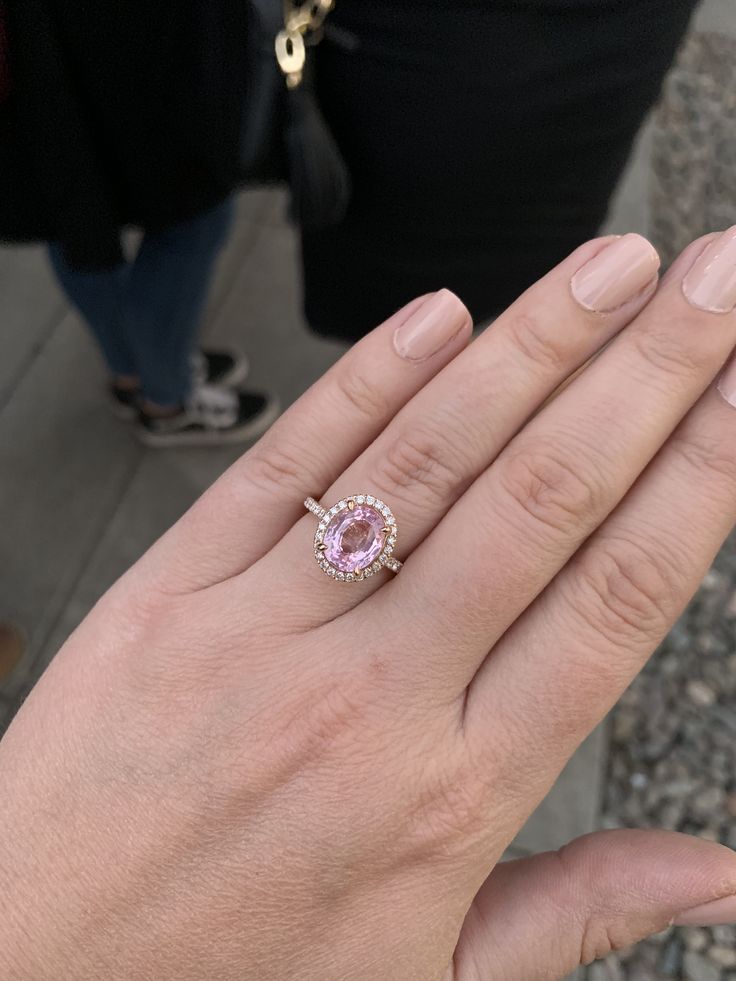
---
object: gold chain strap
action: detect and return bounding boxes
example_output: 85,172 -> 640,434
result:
275,0 -> 335,89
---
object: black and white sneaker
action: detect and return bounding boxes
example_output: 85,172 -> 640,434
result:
110,384 -> 142,421
110,349 -> 250,421
191,349 -> 249,389
136,384 -> 279,448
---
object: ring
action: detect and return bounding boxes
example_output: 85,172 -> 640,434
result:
304,495 -> 403,581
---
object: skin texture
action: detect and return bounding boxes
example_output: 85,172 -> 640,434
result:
2,233 -> 736,980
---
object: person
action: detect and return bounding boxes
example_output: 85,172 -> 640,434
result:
1,228 -> 736,979
1,1 -> 701,402
0,1 -> 277,447
304,0 -> 701,340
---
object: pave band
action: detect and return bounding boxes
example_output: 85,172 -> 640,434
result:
304,495 -> 403,581
304,497 -> 328,520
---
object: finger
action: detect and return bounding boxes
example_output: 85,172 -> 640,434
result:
264,235 -> 660,617
381,229 -> 735,696
464,379 -> 736,816
534,230 -> 721,412
137,291 -> 472,591
451,831 -> 736,981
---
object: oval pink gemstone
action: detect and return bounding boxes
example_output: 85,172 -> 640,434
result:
323,505 -> 386,573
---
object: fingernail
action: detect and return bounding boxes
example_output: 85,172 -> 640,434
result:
683,226 -> 736,313
571,234 -> 660,313
674,894 -> 736,927
718,355 -> 736,408
393,289 -> 470,361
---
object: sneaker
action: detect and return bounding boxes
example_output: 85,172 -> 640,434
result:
136,383 -> 279,448
192,349 -> 250,389
110,349 -> 250,421
110,384 -> 142,421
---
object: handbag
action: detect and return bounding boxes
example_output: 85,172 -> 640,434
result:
242,0 -> 351,229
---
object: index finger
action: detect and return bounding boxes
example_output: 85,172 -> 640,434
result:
140,291 -> 472,592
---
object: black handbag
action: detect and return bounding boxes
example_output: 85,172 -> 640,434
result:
241,0 -> 351,229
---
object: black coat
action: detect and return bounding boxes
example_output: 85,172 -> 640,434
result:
0,1 -> 250,268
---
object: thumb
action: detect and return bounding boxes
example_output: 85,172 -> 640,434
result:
452,830 -> 736,981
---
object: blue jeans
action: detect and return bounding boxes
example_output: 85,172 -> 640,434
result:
48,198 -> 235,407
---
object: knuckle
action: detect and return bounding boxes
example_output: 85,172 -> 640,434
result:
334,362 -> 390,424
669,427 -> 736,485
570,536 -> 679,646
245,436 -> 308,497
270,674 -> 370,767
374,424 -> 462,506
405,752 -> 490,856
579,914 -> 625,966
506,310 -> 573,374
628,322 -> 712,383
552,845 -> 637,967
106,564 -> 188,631
497,438 -> 605,538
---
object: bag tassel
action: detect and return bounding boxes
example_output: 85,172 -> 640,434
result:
285,79 -> 351,230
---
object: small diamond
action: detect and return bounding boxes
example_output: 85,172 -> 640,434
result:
337,572 -> 346,581
338,500 -> 347,510
384,543 -> 394,555
388,516 -> 396,526
366,496 -> 375,505
372,561 -> 382,572
327,567 -> 336,577
346,573 -> 355,582
364,566 -> 374,577
356,495 -> 365,504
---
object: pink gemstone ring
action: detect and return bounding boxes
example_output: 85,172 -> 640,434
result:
304,495 -> 403,582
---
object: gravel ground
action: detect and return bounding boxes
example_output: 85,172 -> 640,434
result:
591,25 -> 736,979
591,532 -> 736,980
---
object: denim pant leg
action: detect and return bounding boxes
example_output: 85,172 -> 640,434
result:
47,244 -> 136,378
124,197 -> 235,408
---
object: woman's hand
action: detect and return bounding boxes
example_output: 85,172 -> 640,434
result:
2,230 -> 736,981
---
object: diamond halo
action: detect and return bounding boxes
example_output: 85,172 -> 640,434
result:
304,495 -> 403,581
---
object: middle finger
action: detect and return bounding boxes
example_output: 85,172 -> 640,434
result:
261,234 -> 660,618
381,228 -> 736,696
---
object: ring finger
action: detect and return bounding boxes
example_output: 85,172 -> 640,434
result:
263,234 -> 660,618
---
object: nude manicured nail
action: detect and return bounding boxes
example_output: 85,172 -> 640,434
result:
717,356 -> 736,408
393,289 -> 470,361
683,226 -> 736,313
674,894 -> 736,927
571,234 -> 660,312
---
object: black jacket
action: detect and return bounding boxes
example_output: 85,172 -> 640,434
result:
0,1 -> 250,268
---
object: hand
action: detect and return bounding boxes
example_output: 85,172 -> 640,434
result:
2,230 -> 736,981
